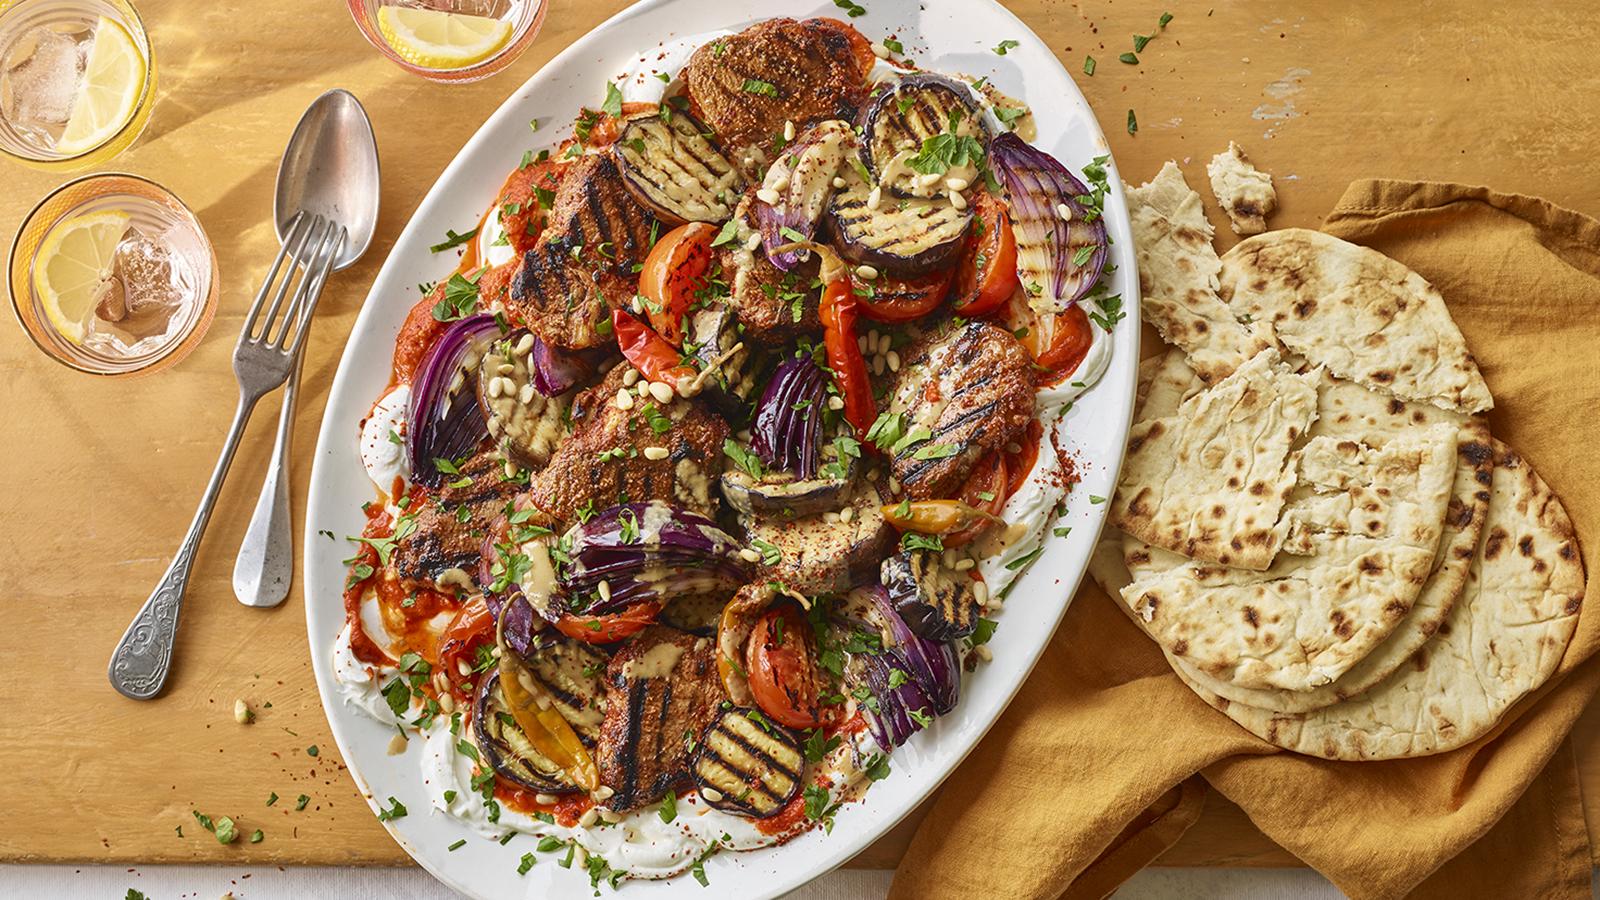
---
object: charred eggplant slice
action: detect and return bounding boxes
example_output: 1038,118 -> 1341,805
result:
861,73 -> 990,198
688,307 -> 768,423
476,329 -> 570,470
514,635 -> 609,746
613,110 -> 742,224
829,165 -> 971,277
721,461 -> 853,518
882,551 -> 980,641
691,708 -> 805,818
474,669 -> 580,793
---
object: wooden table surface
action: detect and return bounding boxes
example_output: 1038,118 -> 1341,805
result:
4,0 -> 1599,871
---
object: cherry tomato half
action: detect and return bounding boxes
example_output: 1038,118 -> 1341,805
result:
1031,304 -> 1095,378
555,600 -> 664,644
856,268 -> 954,324
745,603 -> 823,730
638,222 -> 715,344
951,192 -> 1019,318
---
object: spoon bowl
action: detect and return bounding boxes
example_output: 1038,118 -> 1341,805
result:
273,89 -> 380,270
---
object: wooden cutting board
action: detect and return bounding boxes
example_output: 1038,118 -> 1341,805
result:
3,0 -> 1599,870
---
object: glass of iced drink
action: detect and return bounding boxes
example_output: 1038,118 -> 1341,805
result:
9,173 -> 217,376
0,0 -> 154,170
347,0 -> 547,83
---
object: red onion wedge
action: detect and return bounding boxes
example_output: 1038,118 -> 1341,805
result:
753,120 -> 857,271
556,502 -> 753,618
750,355 -> 828,480
406,313 -> 500,487
987,132 -> 1108,312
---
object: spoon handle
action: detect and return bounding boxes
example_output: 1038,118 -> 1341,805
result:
109,390 -> 260,700
232,357 -> 301,608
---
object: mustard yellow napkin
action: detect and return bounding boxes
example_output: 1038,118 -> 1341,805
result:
888,180 -> 1600,900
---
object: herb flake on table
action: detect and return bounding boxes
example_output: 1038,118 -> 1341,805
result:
1127,108 -> 1138,134
295,794 -> 310,811
1119,51 -> 1139,65
1083,56 -> 1096,76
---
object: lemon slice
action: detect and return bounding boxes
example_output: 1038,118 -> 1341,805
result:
55,17 -> 144,156
376,6 -> 513,70
33,210 -> 130,344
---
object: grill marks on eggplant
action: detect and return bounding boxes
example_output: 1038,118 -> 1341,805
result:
691,710 -> 805,817
613,111 -> 742,224
882,551 -> 980,641
508,154 -> 660,350
829,167 -> 971,277
683,17 -> 870,155
861,74 -> 988,198
393,454 -> 516,586
596,625 -> 726,812
742,482 -> 896,594
528,366 -> 729,524
475,670 -> 577,792
887,322 -> 1035,500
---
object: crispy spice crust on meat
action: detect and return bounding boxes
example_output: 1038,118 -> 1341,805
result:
683,17 -> 871,156
889,321 -> 1035,499
528,365 -> 730,523
393,454 -> 515,586
507,154 -> 660,349
596,626 -> 725,812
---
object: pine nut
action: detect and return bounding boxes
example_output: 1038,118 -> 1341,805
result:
448,370 -> 465,396
855,264 -> 879,281
745,231 -> 762,251
579,808 -> 600,828
457,658 -> 472,677
622,367 -> 640,387
840,506 -> 855,523
515,333 -> 536,355
536,793 -> 559,805
954,558 -> 975,571
387,733 -> 408,755
598,580 -> 612,602
974,581 -> 990,606
496,363 -> 515,376
701,787 -> 725,802
878,333 -> 893,355
827,395 -> 845,410
740,547 -> 762,563
872,354 -> 885,376
1006,441 -> 1022,454
823,511 -> 842,524
833,176 -> 847,188
233,699 -> 252,724
616,388 -> 635,410
573,845 -> 589,867
867,186 -> 882,210
867,329 -> 881,348
886,350 -> 901,372
946,176 -> 970,191
1056,202 -> 1074,222
643,446 -> 669,461
649,380 -> 675,404
771,174 -> 790,194
871,41 -> 889,59
518,384 -> 535,404
973,645 -> 993,662
950,190 -> 968,211
439,692 -> 455,713
783,120 -> 796,142
592,785 -> 615,801
857,335 -> 869,354
599,809 -> 623,823
756,187 -> 781,205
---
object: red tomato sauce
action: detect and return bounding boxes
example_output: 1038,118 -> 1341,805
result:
498,783 -> 595,827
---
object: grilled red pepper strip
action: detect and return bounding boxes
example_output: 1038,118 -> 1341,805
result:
819,279 -> 877,437
613,307 -> 696,384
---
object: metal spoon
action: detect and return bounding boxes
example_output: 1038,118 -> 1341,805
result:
232,89 -> 380,609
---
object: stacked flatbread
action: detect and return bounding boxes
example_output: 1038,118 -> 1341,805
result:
1092,159 -> 1586,761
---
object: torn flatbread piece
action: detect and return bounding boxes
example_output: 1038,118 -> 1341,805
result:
1206,142 -> 1276,235
1125,162 -> 1272,383
1111,348 -> 1318,571
1178,440 -> 1583,759
1121,421 -> 1458,693
1219,228 -> 1494,414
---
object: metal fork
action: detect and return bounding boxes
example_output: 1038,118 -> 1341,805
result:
108,212 -> 346,701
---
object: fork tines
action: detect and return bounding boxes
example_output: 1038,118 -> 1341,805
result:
242,212 -> 346,354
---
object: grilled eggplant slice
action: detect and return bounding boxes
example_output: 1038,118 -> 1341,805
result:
476,330 -> 570,470
828,165 -> 971,277
861,73 -> 990,198
691,709 -> 805,818
612,110 -> 742,224
752,119 -> 856,270
688,307 -> 768,423
513,635 -> 609,746
741,481 -> 896,594
474,670 -> 580,793
882,550 -> 980,641
720,454 -> 854,518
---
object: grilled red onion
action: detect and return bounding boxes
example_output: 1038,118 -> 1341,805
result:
406,313 -> 500,486
556,502 -> 752,618
750,355 -> 827,479
839,585 -> 961,749
988,132 -> 1108,311
530,334 -> 590,397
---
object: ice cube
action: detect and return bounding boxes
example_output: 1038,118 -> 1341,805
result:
0,26 -> 87,132
113,229 -> 184,325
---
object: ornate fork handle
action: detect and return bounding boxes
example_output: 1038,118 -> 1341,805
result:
108,391 -> 261,700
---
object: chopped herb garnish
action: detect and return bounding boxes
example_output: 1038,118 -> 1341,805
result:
883,37 -> 904,54
1127,108 -> 1138,135
250,829 -> 264,844
993,39 -> 1020,56
518,852 -> 537,875
659,791 -> 678,824
1119,52 -> 1139,65
1133,34 -> 1152,52
1006,546 -> 1044,570
214,816 -> 237,844
902,532 -> 944,553
601,81 -> 623,117
722,439 -> 765,478
1083,56 -> 1096,76
741,78 -> 778,98
429,227 -> 478,253
296,794 -> 310,811
802,784 -> 831,820
448,839 -> 467,852
266,792 -> 278,807
832,0 -> 867,17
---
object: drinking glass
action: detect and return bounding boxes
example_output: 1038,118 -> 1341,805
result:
347,0 -> 547,84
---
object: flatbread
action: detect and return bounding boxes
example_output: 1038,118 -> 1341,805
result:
1218,228 -> 1494,415
1112,348 -> 1319,571
1124,162 -> 1273,384
1178,441 -> 1584,759
1122,420 -> 1458,692
1206,142 -> 1276,235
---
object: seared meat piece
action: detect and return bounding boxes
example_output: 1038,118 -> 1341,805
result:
883,321 -> 1034,499
528,365 -> 730,523
596,625 -> 726,812
718,243 -> 821,346
742,482 -> 896,595
507,154 -> 660,350
393,454 -> 516,587
683,18 -> 872,155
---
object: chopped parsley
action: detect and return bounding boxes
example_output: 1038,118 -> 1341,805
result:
214,816 -> 237,844
741,78 -> 778,98
1119,51 -> 1139,65
266,792 -> 278,807
710,219 -> 739,247
429,227 -> 477,253
1133,33 -> 1152,52
1006,546 -> 1044,570
1083,56 -> 1096,76
993,39 -> 1020,56
431,271 -> 482,321
1161,11 -> 1174,28
883,37 -> 903,54
907,132 -> 985,176
659,791 -> 678,824
751,538 -> 782,565
601,81 -> 623,117
295,794 -> 310,811
518,852 -> 537,875
448,839 -> 467,852
1127,108 -> 1138,135
911,442 -> 958,461
802,784 -> 831,820
832,0 -> 867,17
723,439 -> 765,478
902,532 -> 944,553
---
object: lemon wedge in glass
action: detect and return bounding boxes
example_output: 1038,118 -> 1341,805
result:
376,6 -> 513,70
55,17 -> 144,157
33,210 -> 130,344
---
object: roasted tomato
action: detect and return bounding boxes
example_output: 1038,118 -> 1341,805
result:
437,596 -> 496,680
612,308 -> 698,385
945,452 -> 1009,547
745,603 -> 823,730
1031,304 -> 1095,377
555,600 -> 664,644
951,192 -> 1019,317
857,268 -> 954,324
638,222 -> 715,344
